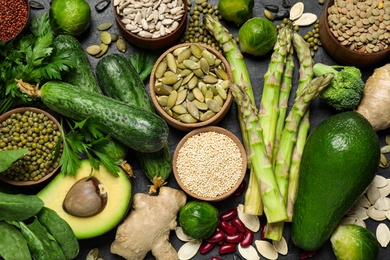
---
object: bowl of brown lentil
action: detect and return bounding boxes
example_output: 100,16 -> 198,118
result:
0,0 -> 31,43
319,0 -> 390,67
112,0 -> 188,49
172,126 -> 247,202
149,43 -> 233,132
0,107 -> 62,186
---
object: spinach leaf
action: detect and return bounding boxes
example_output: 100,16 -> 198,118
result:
0,192 -> 44,221
0,221 -> 31,260
0,148 -> 28,173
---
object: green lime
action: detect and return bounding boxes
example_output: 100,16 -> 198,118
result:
49,0 -> 91,36
218,0 -> 254,26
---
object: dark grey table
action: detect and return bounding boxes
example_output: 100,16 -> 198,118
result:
29,1 -> 390,259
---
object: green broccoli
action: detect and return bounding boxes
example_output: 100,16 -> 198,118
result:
313,63 -> 365,111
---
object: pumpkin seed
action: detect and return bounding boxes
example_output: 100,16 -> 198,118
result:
178,113 -> 198,123
386,135 -> 390,145
238,244 -> 260,260
381,145 -> 390,154
192,88 -> 205,102
110,33 -> 120,42
254,240 -> 278,260
177,47 -> 192,63
190,44 -> 203,58
154,83 -> 172,95
183,59 -> 200,70
166,90 -> 178,109
95,43 -> 109,58
207,99 -> 221,113
237,204 -> 260,232
272,236 -> 288,255
166,53 -> 177,73
97,22 -> 112,31
186,101 -> 200,120
366,184 -> 381,205
86,248 -> 99,260
162,74 -> 180,85
193,68 -> 205,78
193,100 -> 208,111
176,89 -> 187,105
175,226 -> 195,242
199,110 -> 216,121
155,61 -> 167,79
374,197 -> 390,211
116,38 -> 127,52
204,88 -> 214,100
86,45 -> 102,56
157,95 -> 169,107
215,67 -> 229,80
216,85 -> 227,100
203,75 -> 218,84
289,2 -> 304,21
367,206 -> 387,221
293,13 -> 317,26
373,175 -> 388,188
202,49 -> 215,66
376,223 -> 390,247
100,31 -> 112,45
199,57 -> 210,74
178,240 -> 202,260
172,104 -> 187,114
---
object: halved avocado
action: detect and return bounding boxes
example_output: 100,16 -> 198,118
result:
37,159 -> 132,239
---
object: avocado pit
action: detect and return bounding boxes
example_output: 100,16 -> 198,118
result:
63,177 -> 108,217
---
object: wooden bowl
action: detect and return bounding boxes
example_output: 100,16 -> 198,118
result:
172,126 -> 247,202
3,0 -> 31,43
319,0 -> 390,67
112,0 -> 188,49
0,107 -> 62,186
149,43 -> 233,132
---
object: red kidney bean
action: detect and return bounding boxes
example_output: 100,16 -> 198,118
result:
300,250 -> 318,259
219,221 -> 237,235
199,242 -> 216,254
206,230 -> 225,243
225,233 -> 244,244
219,243 -> 237,255
260,222 -> 267,239
234,179 -> 247,196
231,218 -> 247,233
240,230 -> 254,247
220,208 -> 238,221
211,258 -> 223,260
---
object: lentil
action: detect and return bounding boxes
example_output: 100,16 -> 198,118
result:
0,0 -> 29,42
176,131 -> 243,198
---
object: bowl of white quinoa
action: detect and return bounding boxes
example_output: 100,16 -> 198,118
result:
172,126 -> 247,202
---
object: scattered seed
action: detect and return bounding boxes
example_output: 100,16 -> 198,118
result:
95,43 -> 109,58
289,2 -> 304,21
178,240 -> 202,260
237,204 -> 260,232
376,223 -> 390,247
272,236 -> 288,255
238,244 -> 260,260
175,226 -> 196,242
30,0 -> 45,9
86,45 -> 102,56
292,13 -> 317,26
97,22 -> 112,31
254,240 -> 278,260
367,206 -> 387,221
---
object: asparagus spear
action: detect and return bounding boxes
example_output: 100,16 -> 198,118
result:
258,26 -> 293,160
229,81 -> 287,223
204,14 -> 263,216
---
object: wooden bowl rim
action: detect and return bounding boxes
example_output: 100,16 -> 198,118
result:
149,43 -> 234,132
0,107 -> 61,186
172,126 -> 247,202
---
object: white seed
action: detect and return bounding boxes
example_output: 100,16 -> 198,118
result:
376,223 -> 390,247
340,216 -> 358,226
367,184 -> 382,205
272,236 -> 288,255
289,2 -> 304,21
381,145 -> 390,154
367,206 -> 387,221
379,180 -> 390,197
347,206 -> 369,220
238,244 -> 260,260
254,240 -> 278,260
356,195 -> 371,208
175,226 -> 195,242
237,204 -> 260,232
373,174 -> 388,188
375,197 -> 390,211
177,240 -> 202,260
293,13 -> 318,27
355,218 -> 366,228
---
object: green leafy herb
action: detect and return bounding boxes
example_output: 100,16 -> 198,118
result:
54,117 -> 122,177
128,50 -> 160,81
0,148 -> 29,173
0,12 -> 75,114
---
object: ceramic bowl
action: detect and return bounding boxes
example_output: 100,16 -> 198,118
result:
172,126 -> 247,202
149,43 -> 233,132
0,107 -> 62,186
3,0 -> 31,43
112,0 -> 188,49
319,0 -> 390,67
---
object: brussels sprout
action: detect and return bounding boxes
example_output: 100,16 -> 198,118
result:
49,0 -> 91,36
238,17 -> 277,57
330,224 -> 379,260
178,200 -> 219,240
218,0 -> 254,26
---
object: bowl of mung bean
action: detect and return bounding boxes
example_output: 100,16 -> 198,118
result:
112,0 -> 188,49
0,107 -> 62,186
319,0 -> 390,67
172,126 -> 247,202
1,0 -> 31,43
149,43 -> 233,132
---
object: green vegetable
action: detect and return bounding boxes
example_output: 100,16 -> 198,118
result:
128,50 -> 160,81
0,12 -> 74,114
238,17 -> 278,57
0,192 -> 44,221
49,0 -> 91,36
0,148 -> 28,173
37,207 -> 79,259
96,54 -> 172,193
179,201 -> 219,240
218,0 -> 254,26
18,81 -> 169,153
313,63 -> 365,111
0,221 -> 31,260
330,224 -> 379,260
292,111 -> 380,251
10,218 -> 66,260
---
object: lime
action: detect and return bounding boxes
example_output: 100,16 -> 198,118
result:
218,0 -> 254,26
49,0 -> 91,36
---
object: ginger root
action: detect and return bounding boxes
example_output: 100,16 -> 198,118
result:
110,187 -> 187,260
356,64 -> 390,131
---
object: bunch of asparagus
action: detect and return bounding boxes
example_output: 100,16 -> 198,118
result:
204,15 -> 334,240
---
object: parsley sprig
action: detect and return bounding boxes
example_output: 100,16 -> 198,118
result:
54,117 -> 122,177
0,12 -> 75,114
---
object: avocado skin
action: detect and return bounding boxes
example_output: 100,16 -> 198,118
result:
291,111 -> 380,251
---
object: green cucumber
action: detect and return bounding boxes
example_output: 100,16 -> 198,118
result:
53,35 -> 128,159
96,54 -> 172,193
292,111 -> 380,251
38,81 -> 169,153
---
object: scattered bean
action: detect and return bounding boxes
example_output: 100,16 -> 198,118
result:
220,209 -> 238,221
206,230 -> 225,243
225,233 -> 245,244
231,218 -> 247,234
219,221 -> 238,235
219,243 -> 237,255
234,179 -> 247,197
199,241 -> 216,254
240,230 -> 254,247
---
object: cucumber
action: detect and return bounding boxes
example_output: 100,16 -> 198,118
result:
53,35 -> 128,159
38,81 -> 169,153
96,54 -> 172,193
291,112 -> 380,251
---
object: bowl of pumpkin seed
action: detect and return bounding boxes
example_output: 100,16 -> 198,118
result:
319,0 -> 390,67
149,43 -> 234,132
112,0 -> 188,49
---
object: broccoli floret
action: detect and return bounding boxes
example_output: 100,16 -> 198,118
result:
313,63 -> 365,111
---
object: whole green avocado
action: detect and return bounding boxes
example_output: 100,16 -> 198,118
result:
292,111 -> 380,251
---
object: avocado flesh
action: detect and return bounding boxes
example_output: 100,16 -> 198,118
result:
292,111 -> 380,251
37,159 -> 132,239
